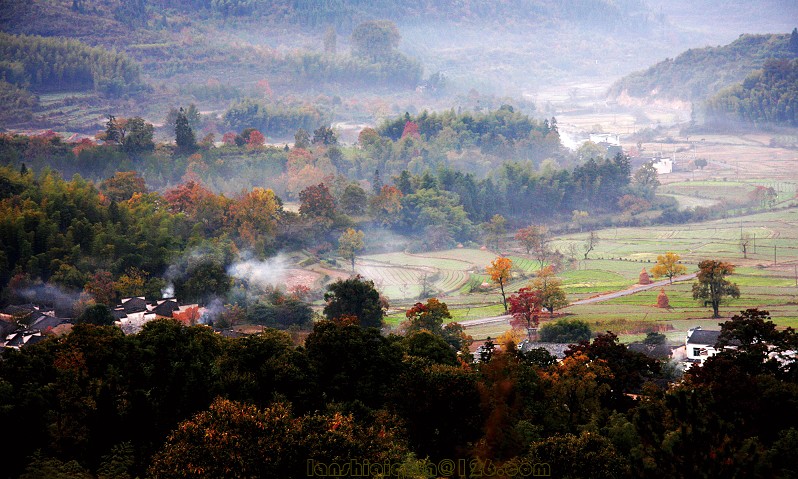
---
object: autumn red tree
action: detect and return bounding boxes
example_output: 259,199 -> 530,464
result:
83,270 -> 116,306
401,121 -> 420,139
508,287 -> 541,340
247,130 -> 266,149
70,137 -> 94,156
299,183 -> 336,221
222,132 -> 238,145
255,79 -> 273,99
358,127 -> 381,147
405,298 -> 452,333
163,179 -> 215,216
173,306 -> 201,325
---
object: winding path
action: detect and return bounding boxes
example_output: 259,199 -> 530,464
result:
459,273 -> 697,327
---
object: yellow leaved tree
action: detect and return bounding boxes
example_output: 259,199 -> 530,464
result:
651,252 -> 688,284
486,257 -> 513,312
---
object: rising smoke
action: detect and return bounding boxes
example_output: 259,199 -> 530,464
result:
17,283 -> 83,316
227,253 -> 291,289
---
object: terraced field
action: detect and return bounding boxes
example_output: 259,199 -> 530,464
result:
356,249 -> 501,302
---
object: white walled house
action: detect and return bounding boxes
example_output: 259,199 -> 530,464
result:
685,327 -> 722,364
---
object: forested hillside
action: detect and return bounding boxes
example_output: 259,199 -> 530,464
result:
1,0 -> 653,33
608,32 -> 797,101
0,106 -> 704,262
2,0 -> 765,133
705,58 -> 798,127
0,33 -> 144,95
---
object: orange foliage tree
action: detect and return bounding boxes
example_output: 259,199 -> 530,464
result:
368,185 -> 403,225
486,257 -> 513,312
173,305 -> 200,326
99,171 -> 147,202
227,187 -> 282,254
83,270 -> 116,306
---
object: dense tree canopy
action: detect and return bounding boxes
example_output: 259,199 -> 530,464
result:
350,20 -> 401,61
706,59 -> 798,127
1,307 -> 798,477
322,275 -> 384,328
0,32 -> 144,95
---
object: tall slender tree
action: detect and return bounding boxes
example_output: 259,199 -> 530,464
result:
487,257 -> 513,312
175,107 -> 196,153
338,228 -> 365,272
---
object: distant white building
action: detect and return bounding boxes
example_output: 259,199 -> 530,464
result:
589,133 -> 620,146
651,156 -> 673,174
588,133 -> 623,158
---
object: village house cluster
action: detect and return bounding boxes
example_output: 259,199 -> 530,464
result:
1,296 -> 202,349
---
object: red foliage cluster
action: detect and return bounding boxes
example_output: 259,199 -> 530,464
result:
71,138 -> 95,156
401,121 -> 420,139
299,183 -> 336,219
247,130 -> 266,149
508,287 -> 541,332
222,132 -> 238,145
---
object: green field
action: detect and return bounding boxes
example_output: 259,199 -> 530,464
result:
350,207 -> 798,343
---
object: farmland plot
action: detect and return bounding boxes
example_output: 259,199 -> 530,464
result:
356,249 -> 502,301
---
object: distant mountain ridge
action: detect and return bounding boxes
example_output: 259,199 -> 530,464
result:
607,32 -> 796,102
0,0 -> 653,42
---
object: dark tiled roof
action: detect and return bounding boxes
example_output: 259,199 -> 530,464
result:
0,320 -> 19,336
1,304 -> 38,315
30,315 -> 69,331
4,330 -> 44,348
518,340 -> 572,359
1,304 -> 54,318
120,297 -> 147,313
688,329 -> 721,345
628,342 -> 675,359
25,335 -> 45,346
151,299 -> 179,317
4,332 -> 23,347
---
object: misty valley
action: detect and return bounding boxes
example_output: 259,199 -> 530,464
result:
1,1 -> 798,478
